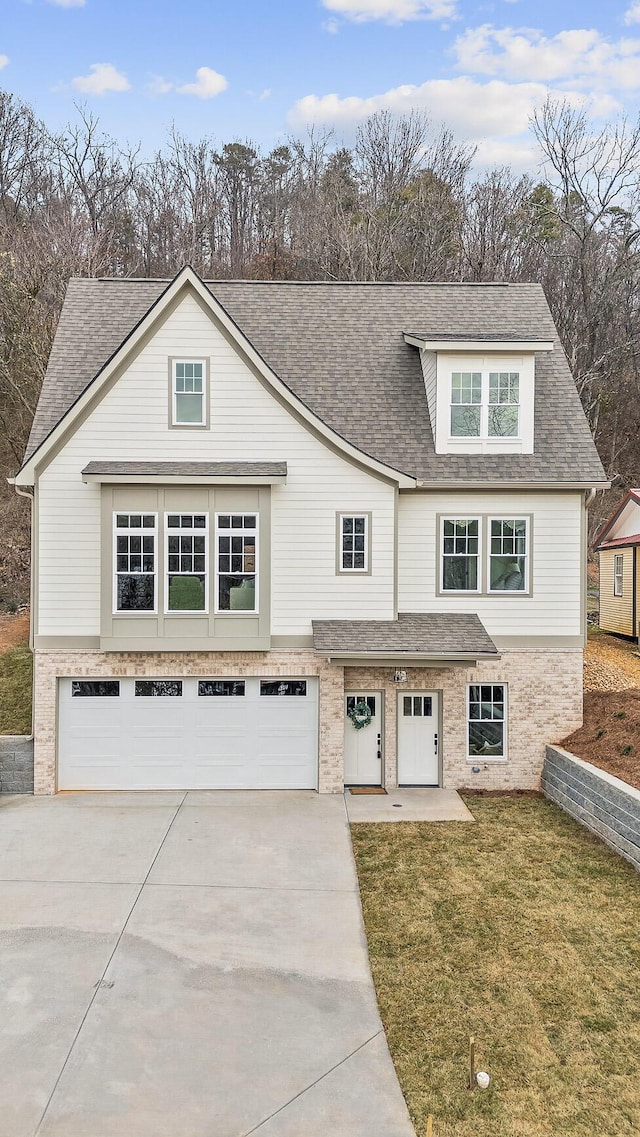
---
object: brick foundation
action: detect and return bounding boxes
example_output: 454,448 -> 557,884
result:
33,648 -> 583,795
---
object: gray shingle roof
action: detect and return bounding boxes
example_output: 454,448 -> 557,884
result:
312,612 -> 498,657
81,461 -> 287,478
24,276 -> 607,485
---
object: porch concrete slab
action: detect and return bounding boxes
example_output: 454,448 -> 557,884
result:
0,792 -> 184,883
0,881 -> 138,1137
252,1031 -> 414,1137
345,787 -> 474,823
149,790 -> 358,891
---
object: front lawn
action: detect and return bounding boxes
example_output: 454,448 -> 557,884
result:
351,796 -> 640,1137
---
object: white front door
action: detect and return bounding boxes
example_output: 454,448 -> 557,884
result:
397,692 -> 439,785
344,691 -> 383,785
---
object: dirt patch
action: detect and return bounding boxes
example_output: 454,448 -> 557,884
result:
0,611 -> 30,653
562,689 -> 640,790
584,631 -> 640,692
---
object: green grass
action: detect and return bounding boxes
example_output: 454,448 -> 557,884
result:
0,644 -> 32,734
351,796 -> 640,1137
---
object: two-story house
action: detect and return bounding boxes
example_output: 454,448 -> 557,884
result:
12,267 -> 607,794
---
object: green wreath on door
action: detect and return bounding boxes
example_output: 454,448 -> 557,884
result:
348,699 -> 373,730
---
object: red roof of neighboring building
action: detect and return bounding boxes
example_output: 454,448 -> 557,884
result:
598,535 -> 640,550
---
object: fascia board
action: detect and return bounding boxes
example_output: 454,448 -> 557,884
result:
81,473 -> 287,485
16,266 -> 416,489
404,335 -> 554,352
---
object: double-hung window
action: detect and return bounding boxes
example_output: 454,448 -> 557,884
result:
468,684 -> 506,758
441,518 -> 480,592
339,514 -> 369,572
171,360 -> 206,426
216,514 -> 258,612
489,518 -> 528,592
114,513 -> 157,612
614,554 -> 624,597
450,370 -> 520,439
166,513 -> 208,612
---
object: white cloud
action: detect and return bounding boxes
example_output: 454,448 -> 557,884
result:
453,24 -> 640,90
46,0 -> 86,7
624,2 -> 640,25
148,75 -> 173,97
0,55 -> 8,71
177,66 -> 228,99
288,75 -> 581,139
258,88 -> 272,102
71,63 -> 130,95
321,0 -> 457,24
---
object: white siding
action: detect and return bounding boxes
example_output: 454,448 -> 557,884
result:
37,293 -> 396,637
398,491 -> 583,638
420,350 -> 437,432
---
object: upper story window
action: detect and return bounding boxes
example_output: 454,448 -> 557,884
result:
166,513 -> 208,612
171,359 -> 207,426
338,514 -> 370,573
450,371 -> 520,439
441,518 -> 480,592
216,514 -> 258,613
114,513 -> 157,612
489,518 -> 528,592
614,554 -> 624,597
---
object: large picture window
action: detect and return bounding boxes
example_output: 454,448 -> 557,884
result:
171,360 -> 206,426
441,518 -> 480,591
489,518 -> 528,592
166,513 -> 208,612
468,685 -> 506,758
216,514 -> 258,612
114,513 -> 157,612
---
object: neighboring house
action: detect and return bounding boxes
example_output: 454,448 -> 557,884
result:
595,490 -> 640,639
12,268 -> 607,795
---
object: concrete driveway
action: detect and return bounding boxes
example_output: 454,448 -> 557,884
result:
0,791 -> 415,1137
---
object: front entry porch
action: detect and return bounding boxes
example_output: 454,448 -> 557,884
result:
344,787 -> 474,822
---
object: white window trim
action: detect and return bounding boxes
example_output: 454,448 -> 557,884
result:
339,513 -> 370,574
171,358 -> 207,427
440,516 -> 482,594
487,516 -> 529,594
449,370 -> 521,442
164,513 -> 209,616
214,513 -> 259,615
466,683 -> 508,762
614,554 -> 624,597
113,512 -> 158,616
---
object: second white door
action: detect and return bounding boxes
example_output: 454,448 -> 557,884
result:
344,692 -> 383,785
397,692 -> 439,785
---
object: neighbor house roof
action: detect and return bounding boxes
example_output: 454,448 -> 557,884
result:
312,611 -> 498,660
594,489 -> 640,548
23,275 -> 607,486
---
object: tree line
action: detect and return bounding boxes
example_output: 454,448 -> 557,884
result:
1,89 -> 639,606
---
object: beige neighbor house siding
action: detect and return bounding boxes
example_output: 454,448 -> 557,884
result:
35,292 -> 396,641
398,490 -> 583,641
599,548 -> 636,636
346,648 -> 583,791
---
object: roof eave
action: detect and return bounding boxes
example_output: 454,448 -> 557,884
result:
403,334 -> 554,352
315,650 -> 501,665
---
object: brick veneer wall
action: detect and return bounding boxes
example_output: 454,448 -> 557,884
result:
346,650 -> 584,791
33,649 -> 344,795
34,647 -> 583,795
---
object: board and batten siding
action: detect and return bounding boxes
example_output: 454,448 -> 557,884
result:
398,491 -> 583,639
599,548 -> 635,637
36,292 -> 396,638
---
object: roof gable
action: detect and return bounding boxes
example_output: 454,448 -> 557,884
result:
19,271 -> 608,488
595,490 -> 640,547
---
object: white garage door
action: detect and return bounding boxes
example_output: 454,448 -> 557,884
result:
57,677 -> 318,790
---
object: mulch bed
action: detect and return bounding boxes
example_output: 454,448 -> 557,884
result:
562,689 -> 640,790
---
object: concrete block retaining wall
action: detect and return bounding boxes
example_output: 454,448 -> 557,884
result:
542,745 -> 640,871
0,736 -> 34,793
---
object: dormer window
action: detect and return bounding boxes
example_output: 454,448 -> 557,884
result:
450,370 -> 520,439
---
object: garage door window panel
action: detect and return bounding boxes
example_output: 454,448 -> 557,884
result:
260,680 -> 307,696
166,513 -> 208,613
114,513 -> 157,613
71,681 -> 120,697
135,680 -> 183,697
216,514 -> 258,612
198,680 -> 246,696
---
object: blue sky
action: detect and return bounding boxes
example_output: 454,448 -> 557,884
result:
3,0 -> 640,168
